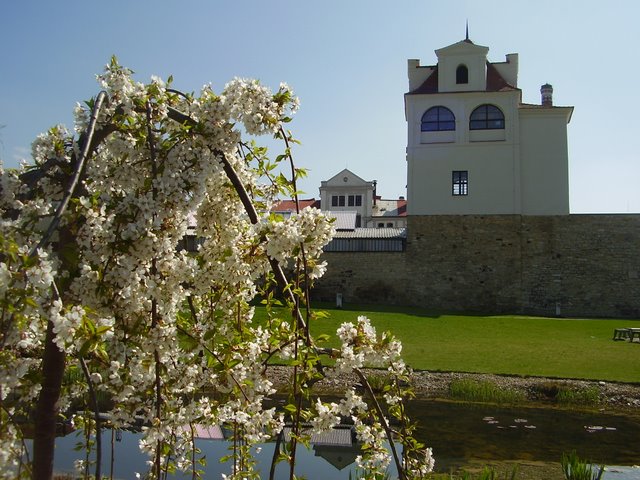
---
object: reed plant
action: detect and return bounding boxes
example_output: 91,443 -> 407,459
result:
561,451 -> 604,480
425,465 -> 519,479
556,386 -> 601,406
449,379 -> 524,404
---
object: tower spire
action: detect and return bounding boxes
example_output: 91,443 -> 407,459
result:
465,20 -> 469,41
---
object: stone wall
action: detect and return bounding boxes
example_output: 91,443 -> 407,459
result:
313,215 -> 640,318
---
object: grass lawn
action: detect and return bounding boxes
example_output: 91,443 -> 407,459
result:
253,302 -> 640,383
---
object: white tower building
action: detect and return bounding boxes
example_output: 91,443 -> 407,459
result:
405,37 -> 573,215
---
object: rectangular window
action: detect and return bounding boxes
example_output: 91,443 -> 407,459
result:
331,195 -> 338,207
355,195 -> 362,206
452,171 -> 468,196
348,195 -> 355,207
338,195 -> 345,206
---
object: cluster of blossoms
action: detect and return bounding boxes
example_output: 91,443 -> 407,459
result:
333,316 -> 407,376
221,78 -> 299,135
0,58 -> 432,480
262,206 -> 335,268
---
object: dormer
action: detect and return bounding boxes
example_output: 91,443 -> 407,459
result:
434,40 -> 489,92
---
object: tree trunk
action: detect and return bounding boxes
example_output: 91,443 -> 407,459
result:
32,319 -> 66,479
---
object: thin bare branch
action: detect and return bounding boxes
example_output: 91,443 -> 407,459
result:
79,356 -> 102,480
355,368 -> 405,480
29,91 -> 108,258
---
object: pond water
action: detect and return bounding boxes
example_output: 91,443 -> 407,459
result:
50,400 -> 640,479
406,400 -> 640,472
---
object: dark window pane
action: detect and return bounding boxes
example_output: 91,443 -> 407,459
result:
456,65 -> 468,84
439,109 -> 454,121
452,170 -> 468,196
422,106 -> 456,132
423,110 -> 439,122
470,104 -> 504,130
331,196 -> 338,207
355,195 -> 362,206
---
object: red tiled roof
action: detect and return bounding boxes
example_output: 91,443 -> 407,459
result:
409,67 -> 439,94
407,62 -> 517,95
397,198 -> 407,216
272,199 -> 320,212
485,63 -> 516,92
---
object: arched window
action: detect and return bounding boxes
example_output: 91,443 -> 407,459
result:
469,104 -> 505,130
456,65 -> 468,84
421,106 -> 455,132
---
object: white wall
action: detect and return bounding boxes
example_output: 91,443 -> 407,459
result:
519,109 -> 572,214
406,90 -> 522,215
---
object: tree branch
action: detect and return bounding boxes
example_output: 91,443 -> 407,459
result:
79,356 -> 102,480
29,91 -> 108,258
355,368 -> 405,480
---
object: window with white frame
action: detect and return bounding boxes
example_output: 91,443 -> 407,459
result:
452,171 -> 468,196
348,194 -> 362,207
331,195 -> 346,207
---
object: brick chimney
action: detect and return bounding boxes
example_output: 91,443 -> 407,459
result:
541,83 -> 553,106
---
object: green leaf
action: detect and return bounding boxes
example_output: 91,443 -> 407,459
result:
283,403 -> 297,415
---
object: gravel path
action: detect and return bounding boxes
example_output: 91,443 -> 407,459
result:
267,366 -> 640,411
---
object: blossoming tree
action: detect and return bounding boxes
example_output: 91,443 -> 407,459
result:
0,59 -> 433,480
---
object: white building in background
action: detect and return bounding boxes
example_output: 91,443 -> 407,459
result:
319,168 -> 407,228
319,169 -> 374,227
405,36 -> 573,215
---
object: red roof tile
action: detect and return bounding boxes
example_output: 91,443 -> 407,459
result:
408,67 -> 439,94
272,199 -> 320,212
397,199 -> 407,216
407,62 -> 517,95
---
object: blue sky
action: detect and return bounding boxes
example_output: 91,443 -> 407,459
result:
2,0 -> 639,213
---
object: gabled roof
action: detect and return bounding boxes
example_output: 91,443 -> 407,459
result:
321,168 -> 372,187
435,38 -> 489,57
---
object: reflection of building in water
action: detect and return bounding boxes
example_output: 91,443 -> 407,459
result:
283,425 -> 361,471
190,422 -> 363,471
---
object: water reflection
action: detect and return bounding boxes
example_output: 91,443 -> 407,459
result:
406,400 -> 640,471
51,427 -> 395,479
50,400 -> 640,478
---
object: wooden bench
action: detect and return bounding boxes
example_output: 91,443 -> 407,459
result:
613,328 -> 640,342
628,328 -> 640,342
613,328 -> 630,340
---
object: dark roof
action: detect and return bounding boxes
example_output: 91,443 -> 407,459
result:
409,66 -> 439,94
485,63 -> 516,92
397,198 -> 407,216
272,199 -> 320,212
407,62 -> 517,95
